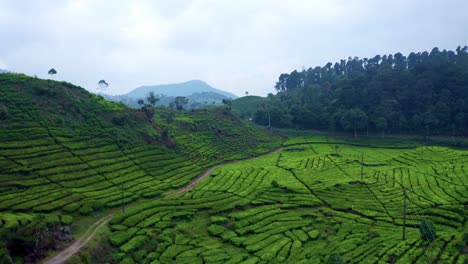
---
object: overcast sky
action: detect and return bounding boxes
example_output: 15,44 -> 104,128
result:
0,0 -> 467,96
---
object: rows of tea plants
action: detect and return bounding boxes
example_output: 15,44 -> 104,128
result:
107,136 -> 467,263
0,75 -> 281,225
166,110 -> 281,161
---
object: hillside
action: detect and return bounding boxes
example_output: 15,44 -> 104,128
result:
254,46 -> 468,136
232,95 -> 266,120
0,74 -> 281,263
1,73 -> 466,264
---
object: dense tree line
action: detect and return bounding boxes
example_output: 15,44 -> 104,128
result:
256,46 -> 468,136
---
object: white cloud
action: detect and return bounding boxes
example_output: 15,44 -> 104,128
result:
0,0 -> 467,96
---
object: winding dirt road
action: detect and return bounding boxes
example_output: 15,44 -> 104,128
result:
43,214 -> 114,264
43,147 -> 284,263
169,147 -> 284,196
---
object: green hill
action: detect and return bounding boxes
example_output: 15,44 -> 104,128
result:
0,74 -> 280,263
231,95 -> 266,119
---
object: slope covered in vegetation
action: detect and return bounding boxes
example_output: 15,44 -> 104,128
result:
0,73 -> 281,263
108,134 -> 468,263
255,46 -> 468,136
232,96 -> 266,120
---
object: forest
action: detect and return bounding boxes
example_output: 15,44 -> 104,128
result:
255,46 -> 468,136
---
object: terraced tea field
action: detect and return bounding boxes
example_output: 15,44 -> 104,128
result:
0,74 -> 281,263
109,136 -> 467,263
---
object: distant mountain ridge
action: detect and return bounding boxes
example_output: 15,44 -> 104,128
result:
103,80 -> 238,109
127,80 -> 238,99
0,69 -> 8,74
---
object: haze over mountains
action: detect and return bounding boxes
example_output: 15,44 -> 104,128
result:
129,80 -> 237,98
103,80 -> 238,108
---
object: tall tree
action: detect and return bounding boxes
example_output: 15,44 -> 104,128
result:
253,46 -> 468,136
340,108 -> 368,138
147,92 -> 159,106
375,117 -> 388,138
97,80 -> 108,93
48,68 -> 57,79
175,96 -> 189,110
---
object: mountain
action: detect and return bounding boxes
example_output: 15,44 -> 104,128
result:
103,91 -> 231,109
127,80 -> 238,99
0,69 -> 8,74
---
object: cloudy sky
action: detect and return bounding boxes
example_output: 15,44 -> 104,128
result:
0,0 -> 467,96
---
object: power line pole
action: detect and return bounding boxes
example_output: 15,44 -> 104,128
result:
403,187 -> 407,240
361,152 -> 364,181
452,123 -> 455,143
268,111 -> 271,128
121,183 -> 125,213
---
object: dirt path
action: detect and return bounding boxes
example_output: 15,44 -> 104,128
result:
169,147 -> 284,196
43,214 -> 114,264
44,146 -> 284,263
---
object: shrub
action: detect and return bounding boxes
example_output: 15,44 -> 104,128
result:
271,180 -> 280,188
0,104 -> 8,120
419,219 -> 436,241
326,253 -> 344,264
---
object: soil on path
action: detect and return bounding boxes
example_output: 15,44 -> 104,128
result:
43,146 -> 284,263
42,214 -> 113,264
169,147 -> 284,196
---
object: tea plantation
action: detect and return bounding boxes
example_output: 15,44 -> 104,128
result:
108,136 -> 467,263
0,74 -> 281,262
0,73 -> 466,263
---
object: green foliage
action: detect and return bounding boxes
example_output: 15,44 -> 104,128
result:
0,104 -> 8,120
147,91 -> 159,106
106,137 -> 466,263
326,253 -> 344,264
232,96 -> 265,120
259,46 -> 468,135
175,96 -> 189,110
419,219 -> 436,241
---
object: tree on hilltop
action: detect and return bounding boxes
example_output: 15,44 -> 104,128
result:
147,91 -> 159,107
97,80 -> 108,93
48,68 -> 57,79
175,96 -> 189,110
222,99 -> 233,110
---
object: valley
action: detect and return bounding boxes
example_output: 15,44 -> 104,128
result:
0,48 -> 467,264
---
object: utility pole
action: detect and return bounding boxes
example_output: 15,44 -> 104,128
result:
403,187 -> 407,240
452,123 -> 455,143
360,152 -> 364,181
268,111 -> 271,128
121,183 -> 125,213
